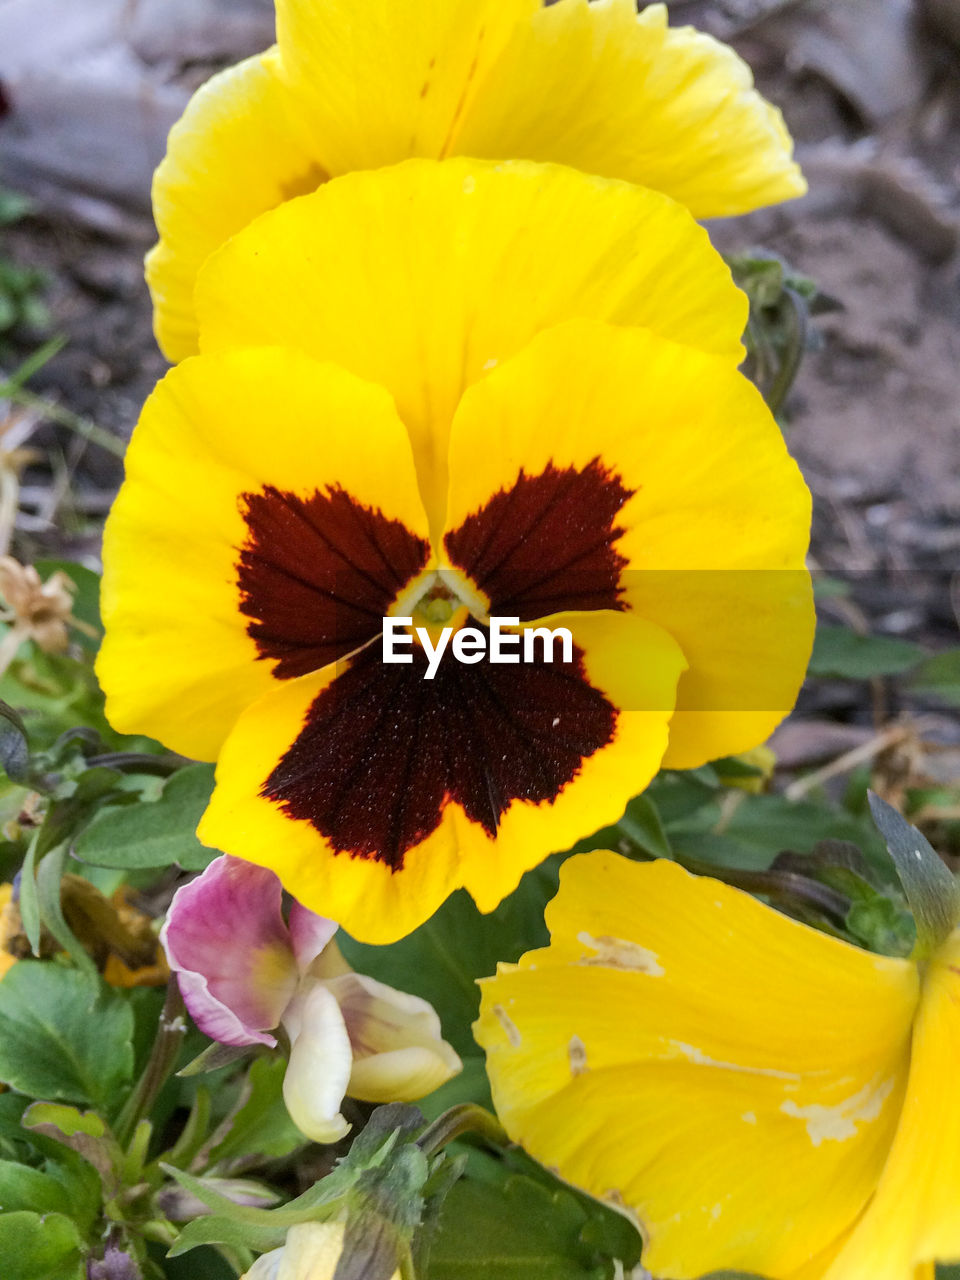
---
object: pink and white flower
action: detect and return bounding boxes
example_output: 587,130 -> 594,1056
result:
161,856 -> 461,1142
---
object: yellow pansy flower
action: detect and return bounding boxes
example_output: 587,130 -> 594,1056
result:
99,160 -> 812,945
476,851 -> 960,1280
148,0 -> 805,362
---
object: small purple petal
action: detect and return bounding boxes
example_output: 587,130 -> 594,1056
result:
160,856 -> 298,1047
288,901 -> 338,975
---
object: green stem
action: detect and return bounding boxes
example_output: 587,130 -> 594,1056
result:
416,1104 -> 509,1158
114,980 -> 187,1148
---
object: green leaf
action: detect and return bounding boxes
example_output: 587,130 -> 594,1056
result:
428,1168 -> 634,1279
0,962 -> 134,1111
868,792 -> 960,956
73,763 -> 218,871
909,648 -> 960,706
0,699 -> 31,784
339,859 -> 558,1058
808,625 -> 924,679
572,793 -> 670,860
0,1210 -> 85,1280
23,1102 -> 119,1191
206,1057 -> 305,1165
0,1160 -> 72,1214
666,791 -> 888,877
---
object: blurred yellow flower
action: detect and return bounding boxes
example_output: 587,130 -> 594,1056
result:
476,852 -> 960,1280
242,1221 -> 400,1280
147,0 -> 805,361
0,883 -> 18,980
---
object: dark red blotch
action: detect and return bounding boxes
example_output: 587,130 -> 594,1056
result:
237,484 -> 429,679
262,633 -> 617,870
444,458 -> 633,620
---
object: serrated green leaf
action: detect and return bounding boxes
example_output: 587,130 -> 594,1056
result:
0,962 -> 134,1111
73,763 -> 218,871
808,625 -> 923,680
0,1210 -> 85,1279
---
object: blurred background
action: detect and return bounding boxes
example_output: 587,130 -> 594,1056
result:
0,0 -> 957,823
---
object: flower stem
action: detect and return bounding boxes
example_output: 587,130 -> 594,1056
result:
416,1103 -> 509,1157
114,980 -> 187,1149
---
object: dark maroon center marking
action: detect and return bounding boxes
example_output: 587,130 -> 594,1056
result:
444,458 -> 633,620
261,633 -> 617,870
237,485 -> 430,679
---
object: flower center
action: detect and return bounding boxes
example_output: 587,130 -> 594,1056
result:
390,567 -> 489,631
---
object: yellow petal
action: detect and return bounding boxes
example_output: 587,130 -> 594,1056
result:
195,158 -> 747,524
275,0 -> 537,173
457,0 -> 805,218
147,49 -> 323,362
444,319 -> 813,767
97,347 -> 429,762
476,854 -> 919,1279
821,930 -> 960,1280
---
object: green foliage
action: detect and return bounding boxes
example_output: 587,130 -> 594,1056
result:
0,963 -> 134,1111
340,859 -> 558,1059
75,764 -> 219,872
0,184 -> 48,339
427,1147 -> 641,1280
205,1057 -> 304,1166
808,625 -> 924,679
0,1211 -> 85,1280
909,648 -> 960,706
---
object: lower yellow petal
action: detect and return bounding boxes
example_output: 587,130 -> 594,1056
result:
147,49 -> 322,362
823,930 -> 960,1280
477,854 -> 919,1279
456,0 -> 805,218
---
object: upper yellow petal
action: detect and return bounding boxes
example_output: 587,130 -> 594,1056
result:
147,49 -> 322,362
456,0 -> 805,218
477,854 -> 919,1279
195,157 -> 746,525
275,0 -> 537,172
149,1 -> 800,359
